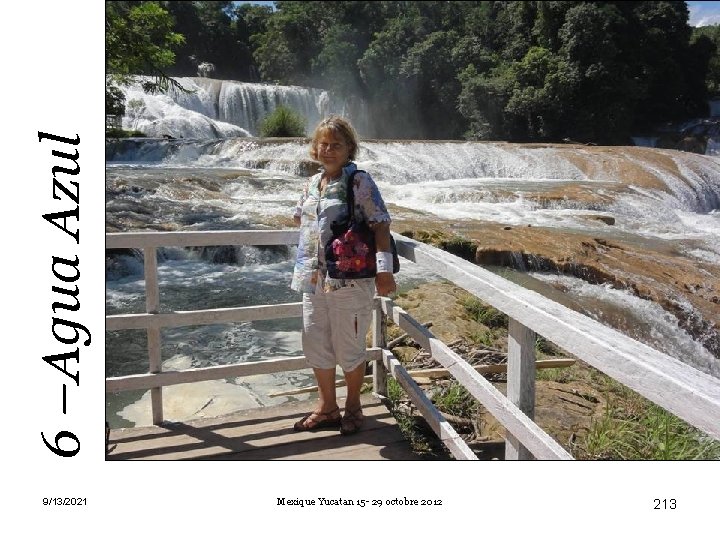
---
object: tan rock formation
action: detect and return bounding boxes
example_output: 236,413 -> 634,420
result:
394,220 -> 720,358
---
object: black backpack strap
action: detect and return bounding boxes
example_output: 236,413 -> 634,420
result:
346,169 -> 365,223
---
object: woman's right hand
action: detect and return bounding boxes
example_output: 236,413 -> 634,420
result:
375,272 -> 396,296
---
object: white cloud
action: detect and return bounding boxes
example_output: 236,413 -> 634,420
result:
695,15 -> 720,26
689,2 -> 720,27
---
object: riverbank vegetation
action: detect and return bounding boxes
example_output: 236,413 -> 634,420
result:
386,226 -> 719,459
106,1 -> 720,142
259,105 -> 306,137
383,281 -> 720,460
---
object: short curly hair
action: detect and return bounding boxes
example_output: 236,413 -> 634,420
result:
309,116 -> 359,161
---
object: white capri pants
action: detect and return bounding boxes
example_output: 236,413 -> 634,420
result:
302,278 -> 376,372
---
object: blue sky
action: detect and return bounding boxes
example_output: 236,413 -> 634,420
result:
237,1 -> 275,9
240,2 -> 720,26
688,1 -> 720,26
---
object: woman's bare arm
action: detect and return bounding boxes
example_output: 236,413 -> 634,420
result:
371,221 -> 396,295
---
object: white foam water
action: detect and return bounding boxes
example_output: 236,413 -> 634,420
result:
122,81 -> 250,139
106,140 -> 720,425
531,273 -> 719,377
119,76 -> 365,138
108,139 -> 720,245
106,243 -> 442,427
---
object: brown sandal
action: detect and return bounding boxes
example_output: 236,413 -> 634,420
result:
340,406 -> 364,436
293,407 -> 341,432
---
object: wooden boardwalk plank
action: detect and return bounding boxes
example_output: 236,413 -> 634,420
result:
107,394 -> 423,461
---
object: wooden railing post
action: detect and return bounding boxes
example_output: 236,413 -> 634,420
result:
505,317 -> 536,460
372,299 -> 388,397
105,231 -> 720,448
144,247 -> 163,425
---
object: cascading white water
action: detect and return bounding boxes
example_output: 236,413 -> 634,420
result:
107,138 -> 720,245
530,273 -> 719,377
122,78 -> 248,139
119,77 -> 370,139
106,136 -> 720,426
216,81 -> 327,134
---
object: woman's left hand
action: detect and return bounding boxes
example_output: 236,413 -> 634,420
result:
375,272 -> 396,296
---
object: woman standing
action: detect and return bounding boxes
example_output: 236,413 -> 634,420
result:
290,116 -> 396,435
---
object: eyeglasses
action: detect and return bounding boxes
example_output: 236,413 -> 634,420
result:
318,142 -> 346,152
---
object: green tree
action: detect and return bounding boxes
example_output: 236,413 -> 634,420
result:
106,1 -> 185,88
312,23 -> 364,96
457,1 -> 709,143
505,46 -> 579,140
692,24 -> 720,96
353,1 -> 469,137
106,1 -> 185,117
401,30 -> 467,138
458,63 -> 517,140
491,1 -> 538,61
630,1 -> 700,125
252,1 -> 326,84
192,1 -> 238,78
557,2 -> 637,142
233,3 -> 274,80
162,1 -> 271,80
105,0 -> 715,142
358,12 -> 426,137
161,0 -> 201,75
532,1 -> 575,52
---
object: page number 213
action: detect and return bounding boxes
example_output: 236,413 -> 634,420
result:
654,499 -> 676,510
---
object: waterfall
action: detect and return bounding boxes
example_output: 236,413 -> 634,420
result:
119,77 -> 369,139
216,81 -> 327,135
105,138 -> 720,210
106,138 -> 720,250
105,138 -> 720,403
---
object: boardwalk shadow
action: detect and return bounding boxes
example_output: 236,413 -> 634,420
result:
107,397 -> 418,460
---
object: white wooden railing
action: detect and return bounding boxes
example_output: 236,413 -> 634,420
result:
106,230 -> 720,460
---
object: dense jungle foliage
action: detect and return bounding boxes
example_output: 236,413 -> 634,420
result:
106,1 -> 720,142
